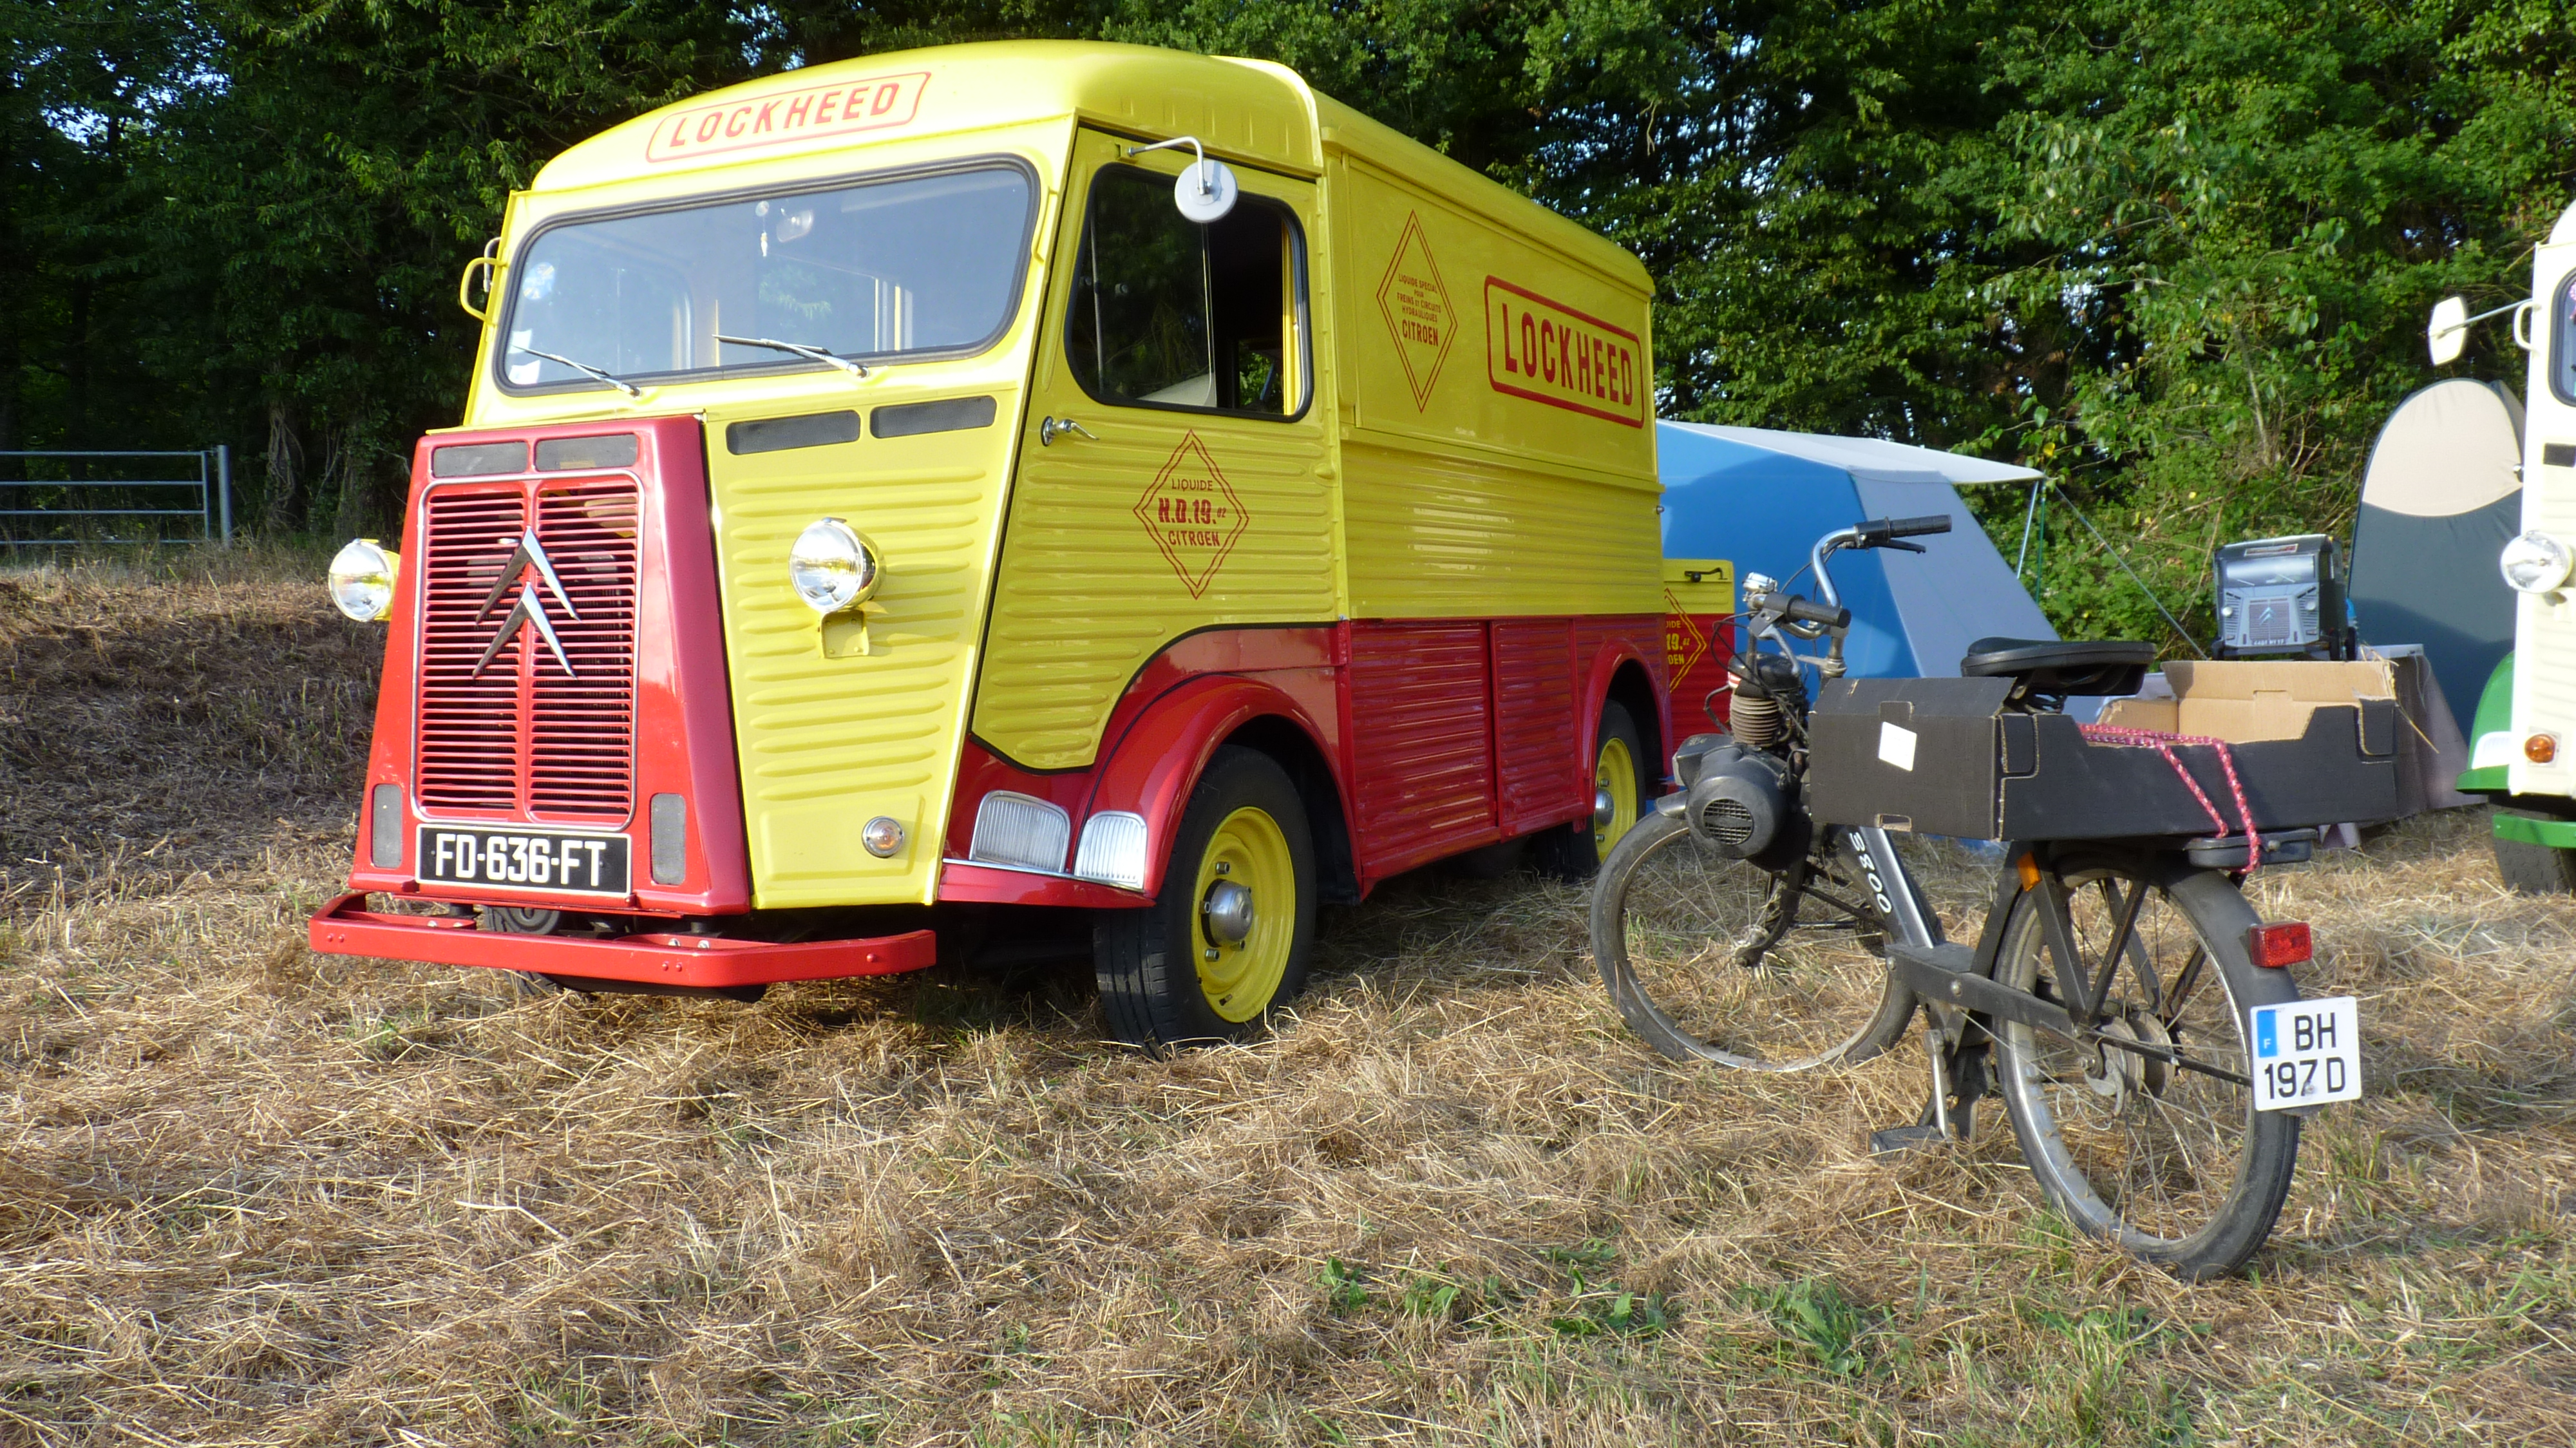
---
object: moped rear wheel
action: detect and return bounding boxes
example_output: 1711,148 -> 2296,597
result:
1590,811 -> 1915,1070
1991,857 -> 2302,1280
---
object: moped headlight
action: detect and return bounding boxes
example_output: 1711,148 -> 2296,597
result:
2501,531 -> 2573,595
788,518 -> 880,614
327,538 -> 399,622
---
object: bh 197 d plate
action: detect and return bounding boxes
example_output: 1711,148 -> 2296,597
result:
419,825 -> 630,896
2250,996 -> 2362,1112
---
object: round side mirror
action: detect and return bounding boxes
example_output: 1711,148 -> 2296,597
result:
2427,295 -> 2468,366
1174,158 -> 1239,224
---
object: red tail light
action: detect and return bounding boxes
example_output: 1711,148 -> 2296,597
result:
2245,922 -> 2311,968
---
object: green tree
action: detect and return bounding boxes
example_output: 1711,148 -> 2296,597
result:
8,0 -> 2570,604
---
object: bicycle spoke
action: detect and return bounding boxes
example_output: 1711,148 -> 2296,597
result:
1592,816 -> 1910,1071
1992,859 -> 2289,1272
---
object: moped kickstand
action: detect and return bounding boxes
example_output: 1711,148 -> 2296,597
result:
1868,1017 -> 1989,1156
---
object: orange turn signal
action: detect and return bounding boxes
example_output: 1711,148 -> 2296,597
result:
2244,922 -> 2312,969
2526,733 -> 2558,765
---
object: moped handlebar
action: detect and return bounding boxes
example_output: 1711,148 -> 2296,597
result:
1863,514 -> 1953,543
1761,592 -> 1850,631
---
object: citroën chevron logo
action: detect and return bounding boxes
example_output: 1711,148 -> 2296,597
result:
471,530 -> 583,677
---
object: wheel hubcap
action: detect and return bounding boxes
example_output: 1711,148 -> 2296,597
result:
1201,879 -> 1255,944
1593,735 -> 1638,850
1193,806 -> 1294,1024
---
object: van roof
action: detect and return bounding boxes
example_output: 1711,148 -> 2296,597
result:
533,39 -> 1648,291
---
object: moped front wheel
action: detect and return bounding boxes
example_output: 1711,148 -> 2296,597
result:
1589,810 -> 1915,1070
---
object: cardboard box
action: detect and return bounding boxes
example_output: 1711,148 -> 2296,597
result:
1806,661 -> 2399,841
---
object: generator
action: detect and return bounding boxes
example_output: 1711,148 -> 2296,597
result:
2215,534 -> 2353,660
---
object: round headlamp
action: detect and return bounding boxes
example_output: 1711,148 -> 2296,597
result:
327,538 -> 399,622
788,519 -> 880,614
2501,530 -> 2573,595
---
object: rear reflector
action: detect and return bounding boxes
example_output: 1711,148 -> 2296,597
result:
2245,922 -> 2312,968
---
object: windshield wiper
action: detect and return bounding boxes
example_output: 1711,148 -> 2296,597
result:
512,346 -> 641,398
715,333 -> 871,379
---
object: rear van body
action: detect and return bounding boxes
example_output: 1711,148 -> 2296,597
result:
310,41 -> 1668,1043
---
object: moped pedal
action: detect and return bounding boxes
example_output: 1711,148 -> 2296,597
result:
1868,1122 -> 1953,1156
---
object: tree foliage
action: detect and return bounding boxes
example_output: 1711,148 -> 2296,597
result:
6,0 -> 2571,643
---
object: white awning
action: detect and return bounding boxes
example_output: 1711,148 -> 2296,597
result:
1664,422 -> 2043,488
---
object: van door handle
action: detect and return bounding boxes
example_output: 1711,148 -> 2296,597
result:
1039,415 -> 1097,446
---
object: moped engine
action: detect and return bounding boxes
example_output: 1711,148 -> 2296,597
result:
1680,740 -> 1797,861
1726,652 -> 1806,749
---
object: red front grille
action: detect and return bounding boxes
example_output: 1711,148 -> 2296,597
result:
416,477 -> 638,823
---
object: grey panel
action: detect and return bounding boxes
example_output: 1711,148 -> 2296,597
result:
370,783 -> 401,868
872,395 -> 998,438
431,441 -> 528,477
536,432 -> 639,471
2350,498 -> 2519,725
725,410 -> 862,455
650,793 -> 687,885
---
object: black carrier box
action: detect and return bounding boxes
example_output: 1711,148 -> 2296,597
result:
1808,660 -> 2400,841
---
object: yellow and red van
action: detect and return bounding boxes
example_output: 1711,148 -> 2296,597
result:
309,41 -> 1669,1047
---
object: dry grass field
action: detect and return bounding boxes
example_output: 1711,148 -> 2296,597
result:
3,552 -> 2573,1447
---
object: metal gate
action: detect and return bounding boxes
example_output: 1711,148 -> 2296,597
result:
0,447 -> 234,548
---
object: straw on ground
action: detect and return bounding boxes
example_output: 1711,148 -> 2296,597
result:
3,553 -> 2571,1445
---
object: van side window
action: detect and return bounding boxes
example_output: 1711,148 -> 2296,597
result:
1068,166 -> 1300,416
2556,270 -> 2576,406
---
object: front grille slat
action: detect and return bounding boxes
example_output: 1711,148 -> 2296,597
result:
415,473 -> 639,829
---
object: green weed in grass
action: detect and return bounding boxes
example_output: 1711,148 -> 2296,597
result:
1743,1277 -> 1881,1377
1319,1256 -> 1368,1313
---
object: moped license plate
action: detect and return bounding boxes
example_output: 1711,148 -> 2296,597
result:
418,826 -> 630,897
2249,996 -> 2362,1112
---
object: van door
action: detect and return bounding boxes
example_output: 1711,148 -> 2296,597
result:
973,130 -> 1334,772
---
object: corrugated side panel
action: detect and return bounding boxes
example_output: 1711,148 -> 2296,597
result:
973,412 -> 1336,768
1349,621 -> 1494,874
1492,618 -> 1580,834
1340,435 -> 1662,622
704,388 -> 1021,909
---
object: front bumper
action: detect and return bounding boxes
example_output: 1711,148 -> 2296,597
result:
2493,812 -> 2576,850
308,893 -> 936,988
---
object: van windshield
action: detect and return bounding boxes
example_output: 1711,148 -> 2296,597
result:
502,163 -> 1035,390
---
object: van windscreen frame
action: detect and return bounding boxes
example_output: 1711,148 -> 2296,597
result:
493,155 -> 1042,397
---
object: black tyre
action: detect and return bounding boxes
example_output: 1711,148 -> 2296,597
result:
1991,857 -> 2301,1281
1096,747 -> 1317,1051
1589,811 -> 1917,1069
1537,701 -> 1648,878
481,904 -> 572,997
2491,808 -> 2576,893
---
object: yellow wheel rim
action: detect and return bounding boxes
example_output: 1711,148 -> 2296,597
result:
1593,734 -> 1639,852
1193,805 -> 1296,1024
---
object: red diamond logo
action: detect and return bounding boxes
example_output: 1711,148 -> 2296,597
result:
1133,433 -> 1248,598
1664,587 -> 1712,681
1375,212 -> 1456,409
